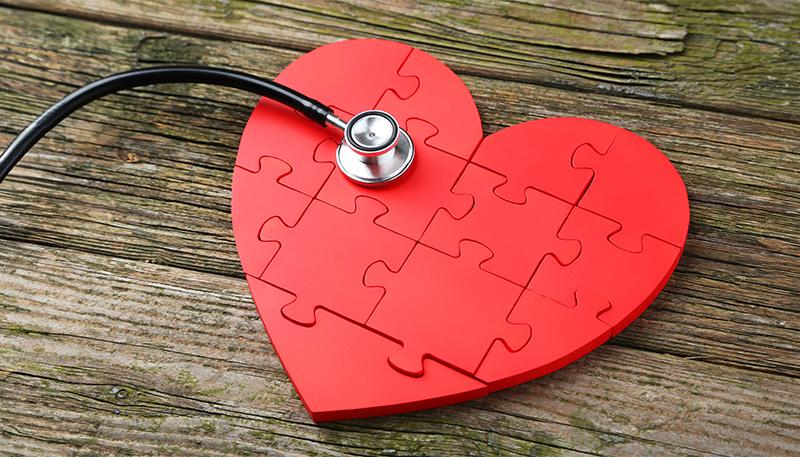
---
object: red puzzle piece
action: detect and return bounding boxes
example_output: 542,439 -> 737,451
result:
246,276 -> 488,422
472,118 -> 618,204
421,163 -> 579,286
375,49 -> 483,159
573,127 -> 690,252
277,38 -> 419,116
230,156 -> 312,277
316,118 -> 473,240
236,101 -> 344,197
528,207 -> 682,334
260,198 -> 415,326
475,290 -> 612,392
366,242 -> 531,377
237,38 -> 419,196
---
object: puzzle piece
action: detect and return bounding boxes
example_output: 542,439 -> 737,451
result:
261,197 -> 415,326
236,100 -> 341,196
246,275 -> 487,422
421,163 -> 579,286
475,290 -> 612,391
231,156 -> 312,277
528,207 -> 682,334
573,127 -> 689,252
278,38 -> 419,116
375,49 -> 482,159
472,118 -> 618,204
366,242 -> 530,377
316,118 -> 473,240
237,39 -> 419,196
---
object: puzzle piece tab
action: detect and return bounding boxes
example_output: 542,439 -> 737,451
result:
472,118 -> 618,204
316,118 -> 473,240
366,242 -> 530,377
528,207 -> 682,334
475,290 -> 612,391
261,197 -> 415,326
231,156 -> 312,277
421,163 -> 579,286
246,276 -> 487,422
375,49 -> 482,159
573,127 -> 689,252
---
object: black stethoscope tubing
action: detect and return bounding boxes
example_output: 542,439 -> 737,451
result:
0,66 -> 335,183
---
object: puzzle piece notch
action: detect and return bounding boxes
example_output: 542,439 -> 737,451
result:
473,118 -> 618,205
528,206 -> 681,335
375,48 -> 483,160
475,289 -> 612,392
231,156 -> 312,277
316,118 -> 473,240
260,196 -> 416,327
246,275 -> 488,422
421,163 -> 580,286
573,126 -> 689,252
366,241 -> 530,378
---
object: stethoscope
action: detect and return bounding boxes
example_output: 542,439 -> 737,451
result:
0,66 -> 414,186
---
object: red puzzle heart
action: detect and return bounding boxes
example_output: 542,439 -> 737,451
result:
231,39 -> 689,422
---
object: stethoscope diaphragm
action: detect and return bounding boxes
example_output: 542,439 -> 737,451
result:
334,110 -> 415,186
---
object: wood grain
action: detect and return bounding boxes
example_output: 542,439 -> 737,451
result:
0,2 -> 797,456
2,240 -> 798,456
6,0 -> 799,122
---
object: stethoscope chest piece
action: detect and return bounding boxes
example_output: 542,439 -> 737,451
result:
335,110 -> 414,186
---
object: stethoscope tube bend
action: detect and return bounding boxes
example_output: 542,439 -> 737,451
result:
0,66 -> 385,184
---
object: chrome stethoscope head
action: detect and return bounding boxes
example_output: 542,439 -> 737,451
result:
326,110 -> 414,186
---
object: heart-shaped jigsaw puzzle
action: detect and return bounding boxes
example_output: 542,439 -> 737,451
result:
231,39 -> 689,422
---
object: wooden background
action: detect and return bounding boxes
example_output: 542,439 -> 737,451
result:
0,0 -> 798,455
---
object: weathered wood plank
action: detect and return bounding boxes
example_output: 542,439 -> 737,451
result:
6,0 -> 799,122
2,240 -> 798,456
0,7 -> 798,381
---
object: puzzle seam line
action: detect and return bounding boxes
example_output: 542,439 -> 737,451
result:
418,234 -> 555,290
574,204 -> 686,254
370,46 -> 419,109
466,159 -> 580,208
495,287 -> 533,353
415,118 -> 486,163
275,292 -> 493,388
306,138 -> 338,197
360,241 -> 419,323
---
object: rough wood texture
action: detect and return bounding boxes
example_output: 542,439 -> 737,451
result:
7,0 -> 800,122
0,1 -> 797,456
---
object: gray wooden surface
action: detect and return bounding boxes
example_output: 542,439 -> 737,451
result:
0,1 -> 798,455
